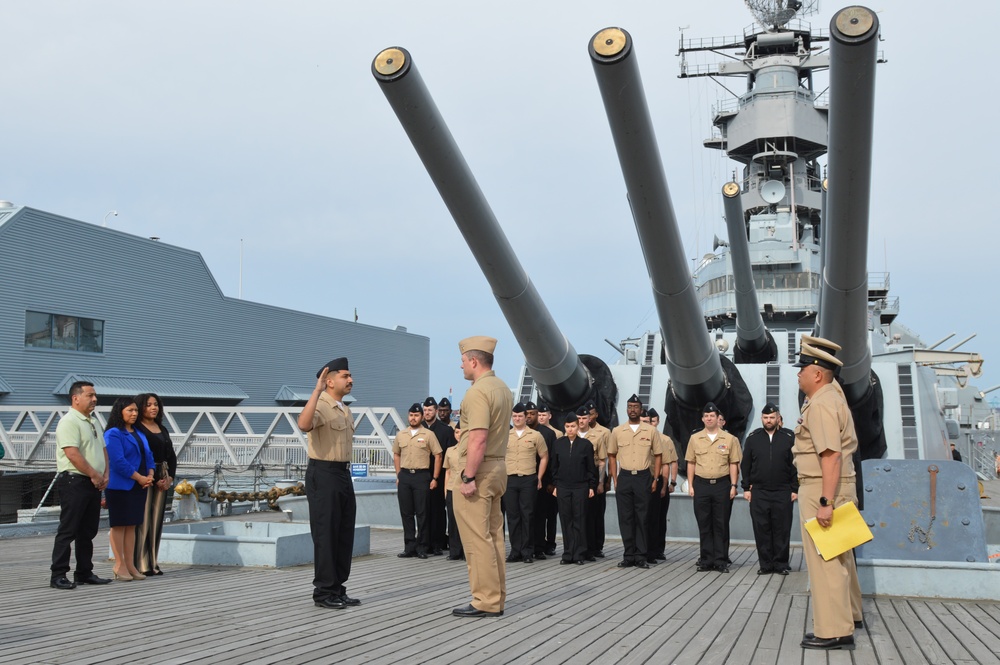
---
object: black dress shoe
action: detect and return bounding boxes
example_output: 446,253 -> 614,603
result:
75,573 -> 112,585
314,597 -> 346,610
757,568 -> 772,575
805,621 -> 863,639
447,554 -> 464,560
716,565 -> 731,573
523,557 -> 534,564
505,555 -> 522,562
50,576 -> 76,590
585,555 -> 596,562
645,559 -> 658,565
398,552 -> 415,558
545,547 -> 556,556
696,564 -> 713,572
634,561 -> 650,569
416,553 -> 428,559
594,551 -> 605,558
617,560 -> 634,568
431,549 -> 444,556
452,604 -> 502,618
777,568 -> 789,576
559,559 -> 572,565
800,635 -> 855,650
655,554 -> 667,561
533,553 -> 546,560
339,593 -> 361,606
575,560 -> 585,565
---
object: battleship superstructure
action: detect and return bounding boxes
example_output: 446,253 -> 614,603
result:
374,2 -> 995,470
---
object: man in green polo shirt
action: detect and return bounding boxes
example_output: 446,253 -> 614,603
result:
49,381 -> 112,589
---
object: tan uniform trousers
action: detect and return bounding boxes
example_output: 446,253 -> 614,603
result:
454,458 -> 508,613
798,477 -> 863,638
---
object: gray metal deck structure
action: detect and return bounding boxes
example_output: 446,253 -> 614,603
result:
3,517 -> 999,664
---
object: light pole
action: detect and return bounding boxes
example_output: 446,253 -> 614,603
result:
103,210 -> 118,227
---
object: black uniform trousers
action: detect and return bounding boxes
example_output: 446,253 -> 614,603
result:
397,469 -> 431,555
617,469 -> 653,563
647,477 -> 671,559
585,486 -> 607,556
446,490 -> 463,557
506,474 -> 537,559
557,485 -> 589,563
50,472 -> 102,580
306,460 -> 356,601
427,477 -> 447,552
693,476 -> 732,569
533,490 -> 558,555
749,487 -> 794,572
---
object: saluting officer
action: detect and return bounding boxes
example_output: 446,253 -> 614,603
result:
393,403 -> 443,559
742,402 -> 798,575
525,401 -> 557,559
452,336 -> 512,618
423,396 -> 457,555
686,402 -> 742,572
608,394 -> 662,568
505,403 -> 548,563
793,336 -> 863,650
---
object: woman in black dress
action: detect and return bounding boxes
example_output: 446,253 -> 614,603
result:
104,397 -> 155,581
134,392 -> 177,575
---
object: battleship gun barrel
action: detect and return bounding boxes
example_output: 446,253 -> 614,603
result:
589,28 -> 726,406
372,47 -> 590,409
818,6 -> 879,402
722,182 -> 775,362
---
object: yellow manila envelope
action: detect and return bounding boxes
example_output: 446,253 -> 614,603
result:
803,501 -> 873,561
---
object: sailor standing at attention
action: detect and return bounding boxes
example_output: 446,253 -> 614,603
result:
525,401 -> 557,559
685,402 -> 741,573
422,396 -> 456,555
297,358 -> 360,610
793,336 -> 863,651
586,402 -> 612,558
393,402 -> 442,559
608,394 -> 662,568
741,402 -> 798,575
504,402 -> 548,563
452,336 -> 513,618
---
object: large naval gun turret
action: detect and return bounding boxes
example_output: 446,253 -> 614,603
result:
372,49 -> 618,426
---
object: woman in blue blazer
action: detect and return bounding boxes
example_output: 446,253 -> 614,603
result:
104,397 -> 155,581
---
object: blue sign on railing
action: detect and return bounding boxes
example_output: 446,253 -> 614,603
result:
351,463 -> 369,478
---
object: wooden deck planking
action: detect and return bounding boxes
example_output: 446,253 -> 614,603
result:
2,518 -> 999,665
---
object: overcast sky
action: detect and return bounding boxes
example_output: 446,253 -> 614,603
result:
4,1 -> 997,409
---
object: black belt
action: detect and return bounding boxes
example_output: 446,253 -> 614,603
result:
696,476 -> 729,484
621,469 -> 651,476
310,459 -> 350,469
401,468 -> 429,474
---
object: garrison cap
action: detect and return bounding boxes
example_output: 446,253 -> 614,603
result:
793,335 -> 844,371
524,401 -> 537,411
438,397 -> 452,408
639,408 -> 649,418
647,408 -> 659,419
408,403 -> 422,414
459,335 -> 497,354
512,402 -> 527,413
627,394 -> 642,404
422,397 -> 437,407
702,402 -> 721,415
317,357 -> 349,378
537,403 -> 551,413
585,400 -> 597,412
575,405 -> 590,417
761,402 -> 779,415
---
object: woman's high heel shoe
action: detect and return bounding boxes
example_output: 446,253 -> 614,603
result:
129,570 -> 146,580
114,569 -> 133,582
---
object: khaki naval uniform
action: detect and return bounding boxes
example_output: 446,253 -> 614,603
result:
608,423 -> 663,564
306,392 -> 356,602
505,428 -> 547,559
393,427 -> 442,556
793,382 -> 863,639
443,447 -> 464,558
455,370 -> 513,613
581,425 -> 609,556
685,429 -> 741,568
648,434 -> 678,560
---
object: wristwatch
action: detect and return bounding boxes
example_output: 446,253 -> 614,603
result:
819,496 -> 830,507
461,472 -> 475,484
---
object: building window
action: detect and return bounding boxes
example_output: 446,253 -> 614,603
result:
25,311 -> 104,353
